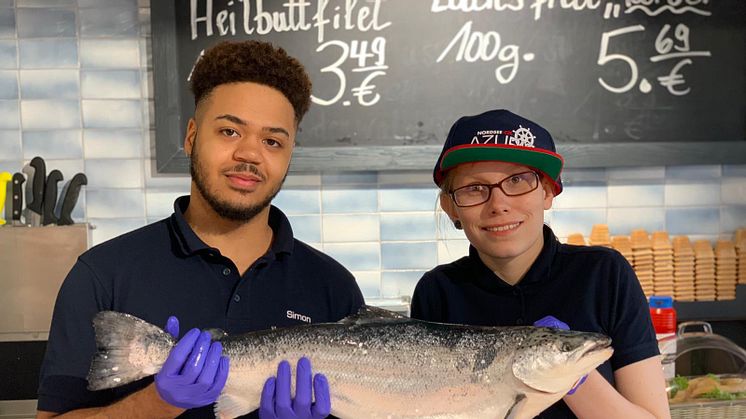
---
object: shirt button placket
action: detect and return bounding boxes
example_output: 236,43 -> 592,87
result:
222,267 -> 231,276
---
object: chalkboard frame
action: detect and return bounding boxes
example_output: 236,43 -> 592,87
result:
151,2 -> 746,174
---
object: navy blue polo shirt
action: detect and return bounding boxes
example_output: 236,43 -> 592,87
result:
38,196 -> 364,417
410,225 -> 659,419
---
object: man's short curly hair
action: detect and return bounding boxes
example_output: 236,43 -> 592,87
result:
190,40 -> 312,124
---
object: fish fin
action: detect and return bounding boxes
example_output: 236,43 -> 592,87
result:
340,305 -> 407,325
215,392 -> 256,419
504,393 -> 527,419
204,328 -> 228,340
86,311 -> 174,391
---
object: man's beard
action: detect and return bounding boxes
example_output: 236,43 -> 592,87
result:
189,139 -> 286,222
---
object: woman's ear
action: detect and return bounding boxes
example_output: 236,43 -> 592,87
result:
542,179 -> 556,210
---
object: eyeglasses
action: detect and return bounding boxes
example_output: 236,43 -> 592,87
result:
449,171 -> 540,207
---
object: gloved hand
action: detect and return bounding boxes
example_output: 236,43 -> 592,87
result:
165,315 -> 179,338
533,315 -> 588,395
154,322 -> 230,409
259,357 -> 331,419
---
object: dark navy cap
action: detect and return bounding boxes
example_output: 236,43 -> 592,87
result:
433,109 -> 564,194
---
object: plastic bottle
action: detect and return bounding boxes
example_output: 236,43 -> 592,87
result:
649,295 -> 677,380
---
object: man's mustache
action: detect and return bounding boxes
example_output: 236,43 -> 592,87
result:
226,163 -> 266,181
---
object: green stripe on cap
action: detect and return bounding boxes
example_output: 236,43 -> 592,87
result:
441,146 -> 563,181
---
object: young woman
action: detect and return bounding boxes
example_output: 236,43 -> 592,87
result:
411,109 -> 671,419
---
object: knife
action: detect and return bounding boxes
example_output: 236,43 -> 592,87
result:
25,156 -> 46,226
42,169 -> 63,225
11,172 -> 24,225
57,173 -> 87,226
0,171 -> 11,225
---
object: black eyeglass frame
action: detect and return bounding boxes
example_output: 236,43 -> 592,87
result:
449,171 -> 541,208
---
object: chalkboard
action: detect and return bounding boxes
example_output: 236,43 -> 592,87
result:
151,0 -> 746,173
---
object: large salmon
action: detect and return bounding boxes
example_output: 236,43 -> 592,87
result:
87,306 -> 612,418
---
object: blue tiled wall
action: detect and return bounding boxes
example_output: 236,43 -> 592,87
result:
0,1 -> 744,301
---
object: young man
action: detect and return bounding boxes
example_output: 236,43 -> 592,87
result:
37,41 -> 363,418
411,109 -> 671,418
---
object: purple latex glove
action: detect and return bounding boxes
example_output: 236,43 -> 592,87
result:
259,357 -> 331,419
154,326 -> 230,409
533,315 -> 588,395
165,315 -> 179,339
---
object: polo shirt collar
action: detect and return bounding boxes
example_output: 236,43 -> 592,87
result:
169,195 -> 295,257
467,224 -> 559,290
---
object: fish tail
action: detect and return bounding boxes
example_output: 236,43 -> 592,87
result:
87,311 -> 174,391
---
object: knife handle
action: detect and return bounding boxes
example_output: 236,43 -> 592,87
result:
43,169 -> 63,225
0,171 -> 11,225
11,172 -> 24,222
28,156 -> 46,214
58,173 -> 87,226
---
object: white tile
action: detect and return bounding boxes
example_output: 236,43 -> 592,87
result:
145,190 -> 182,218
380,213 -> 436,241
437,240 -> 470,264
286,214 -> 321,243
82,100 -> 142,128
322,189 -> 377,213
381,242 -> 437,270
83,129 -> 143,159
80,39 -> 140,68
323,242 -> 380,271
353,271 -> 381,298
85,159 -> 142,188
322,214 -> 379,242
89,217 -> 147,246
16,8 -> 76,38
665,183 -> 720,207
0,9 -> 14,38
0,70 -> 17,99
549,209 -> 607,238
80,7 -> 139,37
666,208 -> 719,235
21,100 -> 80,129
0,41 -> 17,68
381,271 -> 424,298
607,184 -> 664,207
721,179 -> 746,205
721,206 -> 746,233
0,100 -> 19,128
0,130 -> 21,161
86,188 -> 145,218
81,70 -> 141,99
272,189 -> 320,215
20,69 -> 79,99
22,130 -> 82,160
19,39 -> 78,68
379,188 -> 439,212
607,208 -> 665,236
551,185 -> 607,209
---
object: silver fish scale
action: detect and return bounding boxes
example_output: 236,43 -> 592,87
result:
88,310 -> 612,419
218,320 -> 534,418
